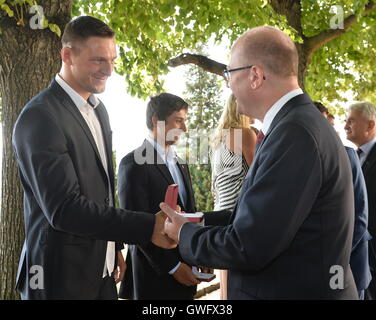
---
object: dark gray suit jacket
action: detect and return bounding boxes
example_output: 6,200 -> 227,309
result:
12,79 -> 155,299
179,93 -> 358,299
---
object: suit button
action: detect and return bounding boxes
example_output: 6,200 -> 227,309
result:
105,197 -> 109,205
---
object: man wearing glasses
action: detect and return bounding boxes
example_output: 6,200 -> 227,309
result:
161,26 -> 358,299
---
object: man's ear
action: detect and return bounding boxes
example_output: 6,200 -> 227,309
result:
368,119 -> 375,131
249,66 -> 265,90
151,115 -> 159,129
61,46 -> 73,65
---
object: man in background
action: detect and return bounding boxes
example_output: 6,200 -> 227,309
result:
315,101 -> 372,299
345,101 -> 376,299
118,93 -> 203,299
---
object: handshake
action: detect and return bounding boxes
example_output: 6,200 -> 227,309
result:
151,202 -> 196,249
151,184 -> 203,249
150,184 -> 215,284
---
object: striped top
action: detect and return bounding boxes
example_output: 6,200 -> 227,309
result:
211,143 -> 249,211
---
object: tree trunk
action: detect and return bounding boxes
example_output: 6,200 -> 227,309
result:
0,0 -> 71,300
296,43 -> 310,91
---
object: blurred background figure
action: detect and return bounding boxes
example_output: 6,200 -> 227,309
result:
327,113 -> 335,127
345,101 -> 376,300
315,101 -> 372,299
210,93 -> 256,299
313,101 -> 329,118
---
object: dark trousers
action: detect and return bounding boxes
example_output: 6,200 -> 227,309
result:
95,274 -> 118,300
20,274 -> 118,300
365,271 -> 376,300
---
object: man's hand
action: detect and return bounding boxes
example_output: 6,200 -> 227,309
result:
160,202 -> 190,243
172,263 -> 201,286
114,250 -> 126,284
151,210 -> 178,249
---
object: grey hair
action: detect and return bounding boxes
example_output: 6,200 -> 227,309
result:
349,101 -> 376,121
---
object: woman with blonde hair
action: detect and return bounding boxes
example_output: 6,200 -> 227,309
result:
211,93 -> 257,299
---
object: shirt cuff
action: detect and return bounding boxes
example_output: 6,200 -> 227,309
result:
168,262 -> 182,275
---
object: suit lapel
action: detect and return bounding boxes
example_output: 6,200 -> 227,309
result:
363,143 -> 376,174
257,93 -> 313,152
95,104 -> 114,190
176,158 -> 195,212
142,140 -> 175,185
143,139 -> 195,211
50,80 -> 109,180
231,93 -> 313,223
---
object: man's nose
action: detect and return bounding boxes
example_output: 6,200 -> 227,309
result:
102,61 -> 114,76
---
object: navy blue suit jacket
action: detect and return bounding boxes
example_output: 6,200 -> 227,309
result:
179,94 -> 358,299
345,147 -> 372,291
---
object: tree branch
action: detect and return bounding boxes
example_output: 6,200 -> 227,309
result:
168,53 -> 226,77
269,0 -> 303,35
306,0 -> 376,55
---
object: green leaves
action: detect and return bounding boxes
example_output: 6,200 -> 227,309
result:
48,23 -> 61,37
1,2 -> 14,17
71,0 -> 375,106
0,0 -> 62,37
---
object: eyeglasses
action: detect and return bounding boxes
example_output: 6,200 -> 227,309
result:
222,65 -> 266,82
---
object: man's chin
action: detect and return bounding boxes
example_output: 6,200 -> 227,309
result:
94,88 -> 106,94
90,84 -> 106,94
346,136 -> 357,144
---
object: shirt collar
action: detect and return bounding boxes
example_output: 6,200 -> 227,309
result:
359,138 -> 376,157
55,74 -> 100,110
261,88 -> 303,135
146,135 -> 176,162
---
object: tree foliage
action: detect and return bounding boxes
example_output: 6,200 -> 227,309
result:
0,0 -> 61,35
0,0 -> 375,300
303,0 -> 376,104
73,0 -> 375,105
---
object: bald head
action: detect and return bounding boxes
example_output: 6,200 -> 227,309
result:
233,26 -> 299,78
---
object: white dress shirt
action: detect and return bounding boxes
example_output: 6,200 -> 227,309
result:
55,74 -> 115,278
146,135 -> 188,208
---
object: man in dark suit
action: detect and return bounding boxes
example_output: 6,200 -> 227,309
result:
345,147 -> 372,299
162,26 -> 358,299
345,101 -> 376,299
118,93 -> 203,300
314,101 -> 372,299
12,16 -> 173,300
